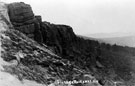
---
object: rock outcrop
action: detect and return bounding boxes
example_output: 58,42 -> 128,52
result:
1,2 -> 90,86
8,2 -> 96,68
8,2 -> 43,42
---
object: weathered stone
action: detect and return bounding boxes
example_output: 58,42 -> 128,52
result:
35,15 -> 42,23
12,18 -> 37,26
15,24 -> 35,34
41,22 -> 76,55
34,22 -> 43,43
8,2 -> 43,43
27,34 -> 34,39
8,2 -> 34,23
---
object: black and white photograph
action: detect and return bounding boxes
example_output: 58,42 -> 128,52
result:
0,0 -> 135,86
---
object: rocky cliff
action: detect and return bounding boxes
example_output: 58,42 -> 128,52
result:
0,2 -> 135,86
7,2 -> 98,68
0,2 -> 102,86
8,2 -> 43,42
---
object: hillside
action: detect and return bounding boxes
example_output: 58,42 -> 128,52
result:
86,32 -> 135,47
86,32 -> 135,38
0,2 -> 135,86
99,36 -> 135,47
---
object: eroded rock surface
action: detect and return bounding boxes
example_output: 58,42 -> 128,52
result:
8,2 -> 43,42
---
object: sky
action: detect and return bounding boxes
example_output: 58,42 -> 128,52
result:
2,0 -> 135,35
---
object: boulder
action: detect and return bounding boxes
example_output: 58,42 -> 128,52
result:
8,2 -> 43,43
8,2 -> 34,23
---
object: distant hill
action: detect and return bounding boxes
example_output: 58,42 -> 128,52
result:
99,36 -> 135,47
85,32 -> 135,47
86,32 -> 135,38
